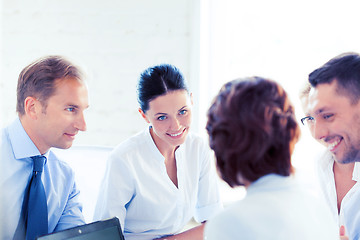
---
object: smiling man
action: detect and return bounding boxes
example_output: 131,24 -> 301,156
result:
0,56 -> 89,240
302,52 -> 360,240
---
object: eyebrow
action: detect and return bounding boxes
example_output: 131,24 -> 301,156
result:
155,112 -> 167,116
314,107 -> 328,116
178,105 -> 187,111
307,107 -> 333,118
64,104 -> 78,108
66,104 -> 90,109
154,105 -> 188,116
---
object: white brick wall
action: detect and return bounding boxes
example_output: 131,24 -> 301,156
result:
0,2 -> 3,127
1,0 -> 201,146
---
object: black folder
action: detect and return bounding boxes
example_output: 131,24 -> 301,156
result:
36,217 -> 125,240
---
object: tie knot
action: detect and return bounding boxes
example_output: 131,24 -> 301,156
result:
31,155 -> 46,173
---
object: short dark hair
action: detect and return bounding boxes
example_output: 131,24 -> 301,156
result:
309,52 -> 360,104
206,77 -> 300,187
17,55 -> 84,115
137,64 -> 188,112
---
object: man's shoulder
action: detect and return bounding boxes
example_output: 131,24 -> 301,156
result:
0,126 -> 9,148
1,121 -> 12,144
47,150 -> 75,174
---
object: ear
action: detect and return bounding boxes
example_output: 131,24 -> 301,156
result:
138,108 -> 150,123
24,96 -> 41,119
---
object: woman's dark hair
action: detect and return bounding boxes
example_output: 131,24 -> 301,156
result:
206,77 -> 300,187
137,64 -> 188,112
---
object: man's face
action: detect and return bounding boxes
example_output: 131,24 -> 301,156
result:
33,78 -> 89,154
306,80 -> 360,164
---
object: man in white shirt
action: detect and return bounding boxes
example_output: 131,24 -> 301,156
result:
301,52 -> 360,240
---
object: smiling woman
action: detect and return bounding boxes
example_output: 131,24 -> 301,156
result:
139,90 -> 192,160
93,64 -> 223,240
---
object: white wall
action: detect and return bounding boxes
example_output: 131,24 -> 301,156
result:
201,0 -> 360,194
0,1 -> 3,127
0,0 -> 247,215
1,0 -> 201,147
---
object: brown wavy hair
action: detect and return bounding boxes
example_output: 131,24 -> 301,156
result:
206,77 -> 300,187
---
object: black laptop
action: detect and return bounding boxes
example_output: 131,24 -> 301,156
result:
36,217 -> 125,240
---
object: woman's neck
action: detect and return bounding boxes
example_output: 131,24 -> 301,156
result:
149,127 -> 178,159
150,127 -> 179,187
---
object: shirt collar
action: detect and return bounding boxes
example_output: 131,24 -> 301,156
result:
353,162 -> 360,181
145,126 -> 165,161
8,117 -> 48,161
247,174 -> 293,194
319,150 -> 360,182
145,126 -> 185,160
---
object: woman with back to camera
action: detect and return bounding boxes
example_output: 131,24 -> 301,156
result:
204,77 -> 340,240
94,64 -> 222,240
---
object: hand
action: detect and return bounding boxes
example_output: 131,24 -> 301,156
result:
339,225 -> 349,240
154,224 -> 205,240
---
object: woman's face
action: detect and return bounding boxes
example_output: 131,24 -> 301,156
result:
140,90 -> 193,152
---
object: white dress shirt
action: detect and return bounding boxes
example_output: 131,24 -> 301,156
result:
93,127 -> 222,240
204,174 -> 339,240
316,150 -> 360,239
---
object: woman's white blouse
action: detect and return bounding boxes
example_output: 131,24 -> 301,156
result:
93,128 -> 222,240
204,174 -> 339,240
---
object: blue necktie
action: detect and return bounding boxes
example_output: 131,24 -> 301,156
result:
25,155 -> 48,240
